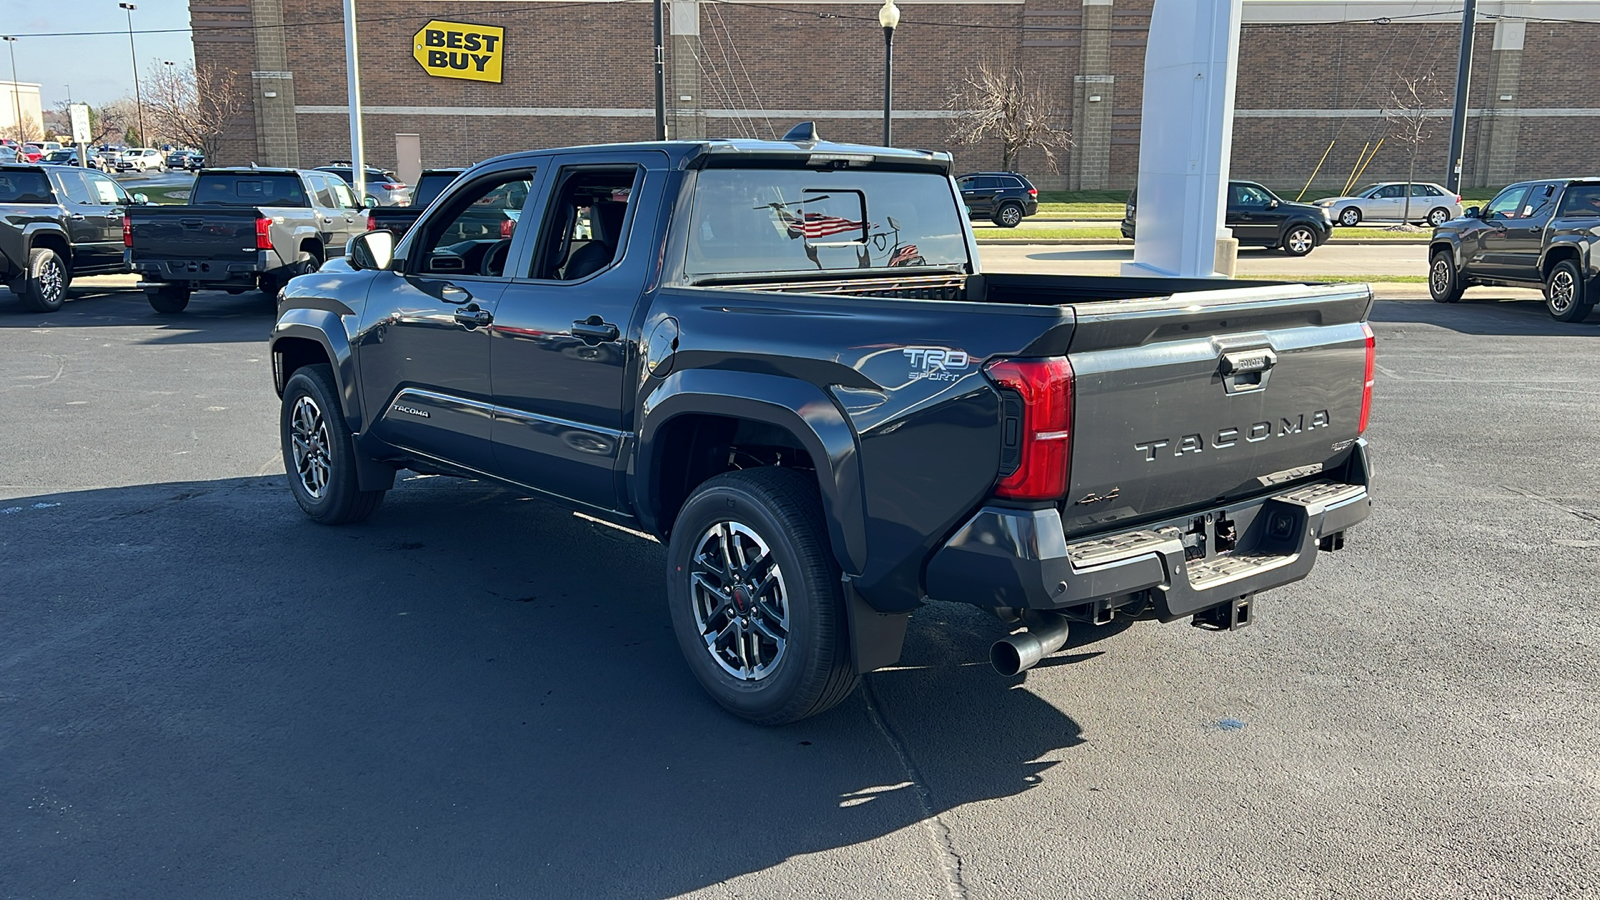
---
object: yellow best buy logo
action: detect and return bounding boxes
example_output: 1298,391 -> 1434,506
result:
413,20 -> 504,83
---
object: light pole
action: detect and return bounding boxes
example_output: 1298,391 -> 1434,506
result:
2,36 -> 21,150
879,0 -> 900,146
119,3 -> 147,147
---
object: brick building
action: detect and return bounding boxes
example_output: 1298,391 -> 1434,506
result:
191,0 -> 1600,192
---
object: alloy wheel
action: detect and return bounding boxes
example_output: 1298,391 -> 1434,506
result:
1340,208 -> 1360,226
1286,228 -> 1314,254
689,520 -> 790,681
290,395 -> 332,500
39,257 -> 64,304
1429,208 -> 1450,227
1549,270 -> 1575,315
999,206 -> 1022,227
1431,258 -> 1453,295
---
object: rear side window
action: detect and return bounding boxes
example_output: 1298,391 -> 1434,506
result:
192,174 -> 309,207
0,170 -> 53,203
685,167 -> 970,280
1559,184 -> 1600,217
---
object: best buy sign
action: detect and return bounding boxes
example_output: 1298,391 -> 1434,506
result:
413,20 -> 504,83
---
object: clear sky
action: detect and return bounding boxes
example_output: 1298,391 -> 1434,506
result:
0,0 -> 196,110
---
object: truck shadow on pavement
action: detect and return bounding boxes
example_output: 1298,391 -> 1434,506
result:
1372,296 -> 1600,336
2,474 -> 1096,898
0,285 -> 275,341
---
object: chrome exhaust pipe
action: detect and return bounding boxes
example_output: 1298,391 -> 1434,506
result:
990,612 -> 1071,676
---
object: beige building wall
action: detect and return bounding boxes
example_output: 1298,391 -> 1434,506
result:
0,80 -> 44,141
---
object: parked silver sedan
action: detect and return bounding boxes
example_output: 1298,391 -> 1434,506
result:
1314,182 -> 1463,227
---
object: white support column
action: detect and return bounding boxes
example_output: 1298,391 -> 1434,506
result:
1121,0 -> 1244,279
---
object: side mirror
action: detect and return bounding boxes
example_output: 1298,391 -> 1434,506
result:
131,192 -> 149,205
1267,199 -> 1280,209
1464,206 -> 1481,219
349,230 -> 395,271
364,196 -> 379,209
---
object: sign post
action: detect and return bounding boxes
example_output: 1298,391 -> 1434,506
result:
69,103 -> 91,169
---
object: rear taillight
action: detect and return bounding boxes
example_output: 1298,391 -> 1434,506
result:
500,218 -> 515,238
1455,194 -> 1463,204
122,215 -> 132,247
1028,187 -> 1038,198
985,357 -> 1074,501
255,217 -> 273,250
382,182 -> 403,190
366,215 -> 379,231
1358,322 -> 1376,434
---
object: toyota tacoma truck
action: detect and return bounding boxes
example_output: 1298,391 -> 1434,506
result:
1428,177 -> 1600,321
126,167 -> 368,313
363,168 -> 466,237
268,127 -> 1376,724
1,162 -> 144,312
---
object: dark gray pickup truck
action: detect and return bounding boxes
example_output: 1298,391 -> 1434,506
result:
1,163 -> 142,312
126,167 -> 367,313
269,129 -> 1376,724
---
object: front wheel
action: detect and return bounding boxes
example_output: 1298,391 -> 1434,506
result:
1429,250 -> 1465,303
1545,259 -> 1594,322
1338,207 -> 1362,227
1281,225 -> 1318,257
279,364 -> 386,524
992,202 -> 1024,228
666,468 -> 859,725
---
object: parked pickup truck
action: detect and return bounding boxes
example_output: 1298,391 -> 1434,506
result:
269,128 -> 1376,724
363,168 -> 465,237
1428,178 -> 1600,321
126,167 -> 368,313
2,162 -> 145,312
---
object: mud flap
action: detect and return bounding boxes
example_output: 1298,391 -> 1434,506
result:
843,577 -> 909,675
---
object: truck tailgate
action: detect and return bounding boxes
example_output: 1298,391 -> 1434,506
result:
1061,282 -> 1372,536
129,207 -> 260,264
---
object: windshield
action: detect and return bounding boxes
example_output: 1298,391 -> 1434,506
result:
685,167 -> 969,280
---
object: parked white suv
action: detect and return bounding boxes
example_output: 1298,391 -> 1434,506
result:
116,148 -> 167,173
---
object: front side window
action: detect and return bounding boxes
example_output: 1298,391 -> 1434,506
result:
685,167 -> 969,280
1231,184 -> 1273,207
84,172 -> 127,205
330,180 -> 359,210
1484,186 -> 1529,219
413,169 -> 536,278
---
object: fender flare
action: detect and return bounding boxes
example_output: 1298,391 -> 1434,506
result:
636,368 -> 867,575
1429,236 -> 1464,270
270,308 -> 362,434
286,225 -> 324,262
1539,238 -> 1593,279
20,223 -> 72,269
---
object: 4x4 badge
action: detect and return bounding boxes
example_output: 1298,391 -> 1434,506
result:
1075,488 -> 1120,506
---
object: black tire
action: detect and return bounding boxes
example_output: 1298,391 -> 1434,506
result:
1426,207 -> 1451,227
666,468 -> 859,725
1281,224 -> 1318,257
258,273 -> 282,300
17,246 -> 68,312
992,202 -> 1024,228
1338,206 -> 1361,227
279,364 -> 386,525
1429,250 -> 1465,304
145,284 -> 191,313
1545,259 -> 1593,323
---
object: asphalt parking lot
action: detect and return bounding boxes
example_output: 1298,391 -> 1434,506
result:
3,284 -> 1597,899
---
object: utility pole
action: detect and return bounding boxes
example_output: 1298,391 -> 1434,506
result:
652,0 -> 667,140
1444,0 -> 1476,194
343,0 -> 366,201
119,3 -> 147,147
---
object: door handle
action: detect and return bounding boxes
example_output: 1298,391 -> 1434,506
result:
69,213 -> 85,221
453,304 -> 493,328
572,317 -> 619,343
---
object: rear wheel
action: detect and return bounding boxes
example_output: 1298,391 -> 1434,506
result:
666,468 -> 859,725
146,284 -> 191,313
1281,224 -> 1318,257
1545,259 -> 1593,322
280,364 -> 386,524
1426,207 -> 1451,227
993,202 -> 1024,228
1429,250 -> 1465,303
1338,207 -> 1361,227
17,246 -> 68,312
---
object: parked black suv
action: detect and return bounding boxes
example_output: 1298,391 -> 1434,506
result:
1428,178 -> 1600,321
956,172 -> 1039,227
1122,181 -> 1333,256
1,163 -> 144,312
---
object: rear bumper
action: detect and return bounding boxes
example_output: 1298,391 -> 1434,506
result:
925,441 -> 1372,621
128,250 -> 275,287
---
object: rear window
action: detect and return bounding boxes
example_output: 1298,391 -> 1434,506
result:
413,172 -> 460,207
192,174 -> 309,207
686,167 -> 969,280
0,170 -> 53,203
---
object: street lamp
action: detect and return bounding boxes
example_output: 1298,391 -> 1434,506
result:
119,3 -> 147,148
2,36 -> 21,150
879,0 -> 900,146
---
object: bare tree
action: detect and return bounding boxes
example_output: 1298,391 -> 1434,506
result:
1383,73 -> 1447,228
144,61 -> 247,161
947,60 -> 1072,173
